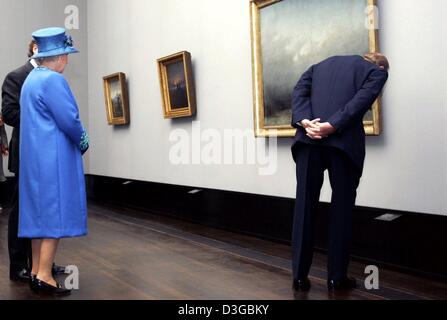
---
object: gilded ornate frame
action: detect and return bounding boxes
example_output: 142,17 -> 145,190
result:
250,0 -> 382,137
103,72 -> 130,126
157,51 -> 197,119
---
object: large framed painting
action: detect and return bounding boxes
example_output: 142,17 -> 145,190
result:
250,0 -> 381,137
103,72 -> 130,126
157,51 -> 197,119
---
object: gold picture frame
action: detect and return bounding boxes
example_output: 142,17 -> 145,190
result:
250,0 -> 382,137
103,72 -> 130,126
157,51 -> 197,119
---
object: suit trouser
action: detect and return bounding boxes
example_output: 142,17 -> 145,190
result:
8,175 -> 31,271
292,144 -> 361,281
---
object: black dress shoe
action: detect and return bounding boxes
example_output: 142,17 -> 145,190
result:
10,268 -> 31,282
293,278 -> 311,292
327,277 -> 357,291
29,275 -> 38,292
28,274 -> 38,293
31,278 -> 72,296
52,263 -> 66,276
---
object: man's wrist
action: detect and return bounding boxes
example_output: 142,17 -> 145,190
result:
327,122 -> 337,133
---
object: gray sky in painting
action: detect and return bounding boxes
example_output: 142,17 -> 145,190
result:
260,0 -> 369,126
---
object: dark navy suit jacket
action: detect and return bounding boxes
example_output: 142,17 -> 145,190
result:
291,55 -> 388,173
1,61 -> 34,174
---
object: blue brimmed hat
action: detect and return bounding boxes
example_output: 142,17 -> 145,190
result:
32,27 -> 79,59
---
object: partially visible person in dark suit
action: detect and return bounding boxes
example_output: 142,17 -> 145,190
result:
1,40 -> 66,283
290,53 -> 389,292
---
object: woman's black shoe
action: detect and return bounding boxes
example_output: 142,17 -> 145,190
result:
293,278 -> 311,292
32,278 -> 72,296
327,277 -> 357,291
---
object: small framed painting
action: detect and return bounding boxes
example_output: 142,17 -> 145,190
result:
103,72 -> 130,125
157,51 -> 197,119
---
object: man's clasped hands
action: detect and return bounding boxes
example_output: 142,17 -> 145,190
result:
300,118 -> 336,140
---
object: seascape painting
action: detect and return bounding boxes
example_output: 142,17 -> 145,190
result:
251,0 -> 380,136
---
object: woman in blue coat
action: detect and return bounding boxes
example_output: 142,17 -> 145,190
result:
19,27 -> 89,296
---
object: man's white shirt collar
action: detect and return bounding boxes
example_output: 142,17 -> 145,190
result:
30,59 -> 38,68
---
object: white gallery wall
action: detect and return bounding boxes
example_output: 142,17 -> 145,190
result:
86,0 -> 447,216
1,0 -> 445,216
0,0 -> 89,173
